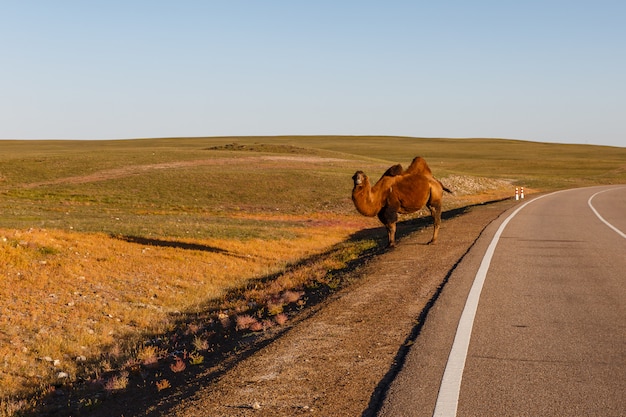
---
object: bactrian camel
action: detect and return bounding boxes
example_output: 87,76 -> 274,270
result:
351,156 -> 452,247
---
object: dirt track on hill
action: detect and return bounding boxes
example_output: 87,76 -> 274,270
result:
115,198 -> 517,417
13,156 -> 348,189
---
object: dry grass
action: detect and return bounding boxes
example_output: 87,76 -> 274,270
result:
0,215 -> 364,406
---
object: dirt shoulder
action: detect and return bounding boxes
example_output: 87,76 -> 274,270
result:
137,199 -> 517,417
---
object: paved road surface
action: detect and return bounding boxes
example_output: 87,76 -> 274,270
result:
377,185 -> 626,417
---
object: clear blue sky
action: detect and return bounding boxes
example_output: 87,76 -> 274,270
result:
1,1 -> 625,147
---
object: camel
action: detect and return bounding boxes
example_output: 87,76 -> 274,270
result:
351,157 -> 452,248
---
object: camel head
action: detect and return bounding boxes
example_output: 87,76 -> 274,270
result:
352,171 -> 368,187
351,169 -> 395,218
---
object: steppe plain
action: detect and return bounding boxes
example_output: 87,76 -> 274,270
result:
1,136 -> 624,416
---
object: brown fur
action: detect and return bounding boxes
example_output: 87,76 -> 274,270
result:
351,157 -> 451,247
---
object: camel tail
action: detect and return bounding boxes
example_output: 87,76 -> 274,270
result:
438,180 -> 453,194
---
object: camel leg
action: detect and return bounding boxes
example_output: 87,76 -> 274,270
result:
378,205 -> 398,248
428,202 -> 442,244
386,222 -> 397,248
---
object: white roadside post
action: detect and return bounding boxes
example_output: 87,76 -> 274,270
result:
515,187 -> 519,201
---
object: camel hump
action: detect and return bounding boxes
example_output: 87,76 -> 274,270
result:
406,156 -> 433,176
383,164 -> 404,177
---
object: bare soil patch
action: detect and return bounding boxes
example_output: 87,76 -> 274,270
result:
75,198 -> 517,417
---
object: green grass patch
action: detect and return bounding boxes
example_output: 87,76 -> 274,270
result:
2,136 -> 625,239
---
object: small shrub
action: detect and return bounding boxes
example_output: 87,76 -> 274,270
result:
235,315 -> 258,331
266,302 -> 283,316
281,290 -> 303,304
107,343 -> 122,359
156,379 -> 170,392
189,352 -> 204,365
218,314 -> 231,330
170,358 -> 186,373
103,371 -> 129,392
137,345 -> 159,367
99,359 -> 113,372
249,321 -> 264,332
186,323 -> 202,335
274,313 -> 288,326
192,336 -> 209,352
123,357 -> 141,373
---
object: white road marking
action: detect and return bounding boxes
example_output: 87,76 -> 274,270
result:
432,192 -> 555,417
588,188 -> 626,239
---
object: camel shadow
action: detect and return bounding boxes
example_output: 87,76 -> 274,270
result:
114,235 -> 249,259
353,205 -> 473,249
47,228 -> 385,417
398,205 -> 472,243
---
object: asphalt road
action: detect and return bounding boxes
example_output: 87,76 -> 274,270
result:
377,185 -> 626,417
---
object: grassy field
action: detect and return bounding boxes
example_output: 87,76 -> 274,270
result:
1,136 -> 624,415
